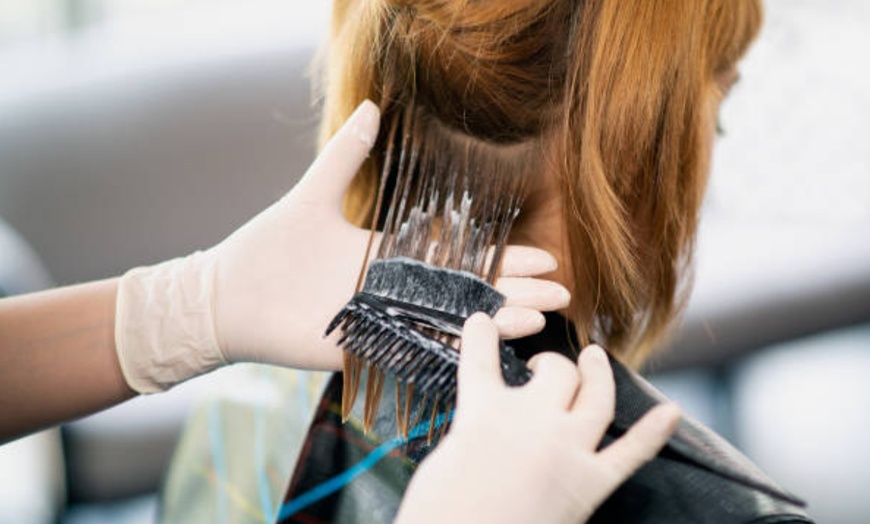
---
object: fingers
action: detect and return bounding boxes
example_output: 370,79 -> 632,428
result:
596,403 -> 681,483
457,313 -> 503,398
496,277 -> 571,311
496,246 -> 558,277
493,306 -> 546,339
292,100 -> 381,207
525,352 -> 580,408
571,345 -> 616,448
491,246 -> 565,334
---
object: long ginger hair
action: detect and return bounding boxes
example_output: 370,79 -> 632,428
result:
317,0 -> 763,367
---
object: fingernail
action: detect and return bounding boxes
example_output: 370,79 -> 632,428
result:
544,253 -> 558,272
349,100 -> 380,148
585,344 -> 607,361
556,285 -> 572,307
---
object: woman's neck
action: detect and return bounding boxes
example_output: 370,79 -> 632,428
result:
508,179 -> 574,306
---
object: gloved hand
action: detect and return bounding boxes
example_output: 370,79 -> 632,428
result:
394,313 -> 682,524
114,101 -> 570,393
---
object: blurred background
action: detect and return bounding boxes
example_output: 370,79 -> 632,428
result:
0,0 -> 868,522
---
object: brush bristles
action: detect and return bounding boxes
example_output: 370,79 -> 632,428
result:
362,258 -> 505,321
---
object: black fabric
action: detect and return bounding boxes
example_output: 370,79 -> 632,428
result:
512,313 -> 813,524
283,312 -> 814,523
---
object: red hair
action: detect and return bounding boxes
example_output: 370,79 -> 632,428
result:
318,0 -> 763,366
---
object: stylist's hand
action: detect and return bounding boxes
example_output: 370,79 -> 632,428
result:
115,101 -> 569,393
394,314 -> 682,524
212,100 -> 566,368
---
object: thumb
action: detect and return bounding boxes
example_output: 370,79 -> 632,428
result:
292,99 -> 381,207
458,313 -> 503,398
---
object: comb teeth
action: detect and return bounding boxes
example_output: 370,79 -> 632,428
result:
326,296 -> 460,396
326,282 -> 533,437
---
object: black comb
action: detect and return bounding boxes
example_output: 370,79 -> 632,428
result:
326,258 -> 532,410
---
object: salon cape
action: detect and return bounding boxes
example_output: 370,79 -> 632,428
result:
160,314 -> 813,523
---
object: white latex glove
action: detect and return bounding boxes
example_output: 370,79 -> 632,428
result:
115,101 -> 571,393
394,313 -> 682,524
